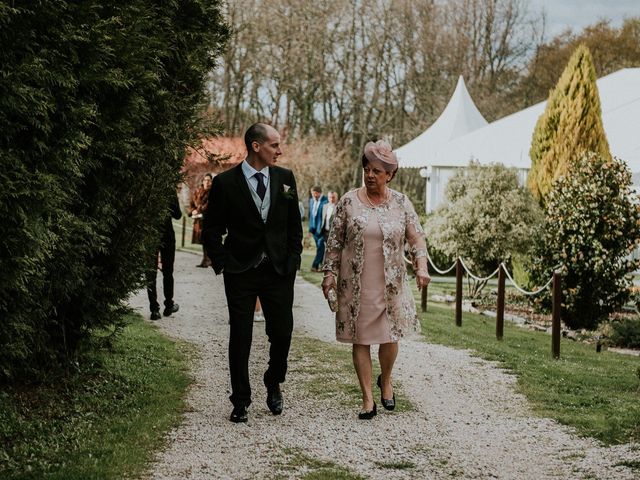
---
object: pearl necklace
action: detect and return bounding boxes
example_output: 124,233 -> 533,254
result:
363,186 -> 388,208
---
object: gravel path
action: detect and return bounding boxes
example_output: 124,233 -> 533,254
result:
129,250 -> 638,479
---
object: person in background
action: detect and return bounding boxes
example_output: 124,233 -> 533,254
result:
308,185 -> 328,272
147,193 -> 182,320
321,190 -> 339,241
321,140 -> 430,420
190,173 -> 213,267
254,298 -> 264,322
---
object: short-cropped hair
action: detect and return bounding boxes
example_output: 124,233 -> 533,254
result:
311,185 -> 322,193
244,123 -> 269,153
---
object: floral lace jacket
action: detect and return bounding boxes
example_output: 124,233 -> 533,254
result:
322,188 -> 427,342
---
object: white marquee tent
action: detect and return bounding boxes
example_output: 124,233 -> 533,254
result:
396,68 -> 640,212
394,75 -> 488,164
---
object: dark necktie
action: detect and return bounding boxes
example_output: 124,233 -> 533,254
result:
254,172 -> 266,200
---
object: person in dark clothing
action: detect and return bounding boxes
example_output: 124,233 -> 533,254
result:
203,123 -> 303,423
147,193 -> 182,320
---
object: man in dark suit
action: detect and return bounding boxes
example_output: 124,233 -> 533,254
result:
308,186 -> 328,272
203,123 -> 303,423
147,193 -> 182,320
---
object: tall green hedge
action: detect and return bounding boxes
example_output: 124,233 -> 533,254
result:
0,1 -> 228,380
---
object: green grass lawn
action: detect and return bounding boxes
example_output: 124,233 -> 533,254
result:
276,447 -> 366,480
0,314 -> 191,479
421,303 -> 640,445
300,248 -> 640,445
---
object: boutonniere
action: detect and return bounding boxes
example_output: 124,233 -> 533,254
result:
281,184 -> 296,200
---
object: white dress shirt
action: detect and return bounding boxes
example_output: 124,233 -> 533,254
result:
323,203 -> 335,230
241,159 -> 270,223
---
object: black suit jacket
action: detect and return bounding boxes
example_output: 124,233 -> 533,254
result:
161,194 -> 182,246
202,163 -> 303,276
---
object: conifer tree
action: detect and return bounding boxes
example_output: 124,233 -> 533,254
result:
528,45 -> 611,204
0,1 -> 229,380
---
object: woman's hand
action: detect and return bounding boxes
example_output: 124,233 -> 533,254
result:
416,269 -> 431,290
321,273 -> 337,299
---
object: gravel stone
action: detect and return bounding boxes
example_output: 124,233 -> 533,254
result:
129,251 -> 639,479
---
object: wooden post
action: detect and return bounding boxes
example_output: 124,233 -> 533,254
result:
496,264 -> 505,340
181,216 -> 186,248
455,258 -> 462,327
421,283 -> 428,312
552,271 -> 561,359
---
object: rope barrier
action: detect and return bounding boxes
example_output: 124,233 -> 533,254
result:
407,247 -> 559,297
499,262 -> 554,296
404,250 -> 457,275
458,257 -> 500,282
426,250 -> 457,275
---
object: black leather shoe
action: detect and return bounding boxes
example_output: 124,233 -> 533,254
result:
230,405 -> 248,423
150,310 -> 161,321
163,303 -> 179,317
358,402 -> 377,420
266,384 -> 283,415
377,374 -> 396,411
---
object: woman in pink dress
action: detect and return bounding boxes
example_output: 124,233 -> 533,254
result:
322,140 -> 431,419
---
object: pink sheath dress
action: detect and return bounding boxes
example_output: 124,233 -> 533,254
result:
337,211 -> 392,345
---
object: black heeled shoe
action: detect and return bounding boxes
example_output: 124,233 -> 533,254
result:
377,374 -> 396,411
358,402 -> 377,420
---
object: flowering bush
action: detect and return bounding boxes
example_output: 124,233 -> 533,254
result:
529,153 -> 640,329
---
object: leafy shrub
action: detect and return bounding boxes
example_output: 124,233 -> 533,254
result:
426,161 -> 542,296
609,318 -> 640,349
424,241 -> 455,277
510,253 -> 532,289
0,1 -> 228,381
630,287 -> 640,313
529,153 -> 640,329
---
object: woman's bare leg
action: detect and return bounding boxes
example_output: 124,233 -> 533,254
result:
378,342 -> 398,399
352,344 -> 374,410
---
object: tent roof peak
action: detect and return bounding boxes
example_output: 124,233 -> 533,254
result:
395,75 -> 488,168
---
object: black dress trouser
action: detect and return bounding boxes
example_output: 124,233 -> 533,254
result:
146,241 -> 176,311
223,261 -> 295,408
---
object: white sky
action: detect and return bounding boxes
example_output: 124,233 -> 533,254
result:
529,0 -> 640,37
